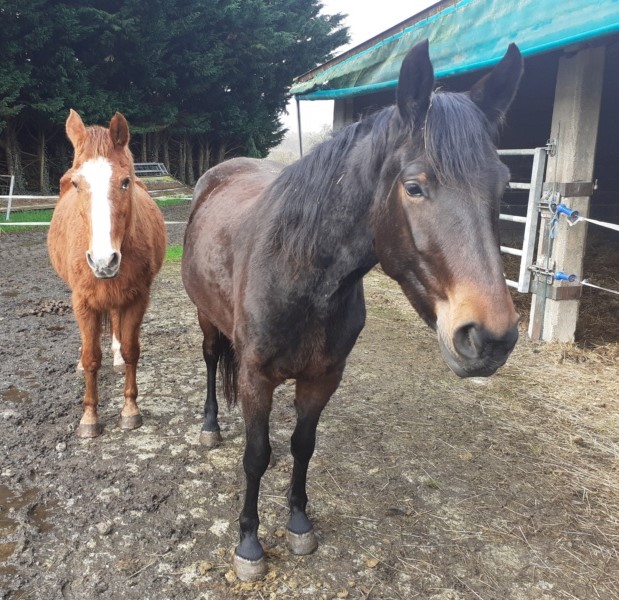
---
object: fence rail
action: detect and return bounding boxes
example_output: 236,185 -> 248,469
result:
134,162 -> 169,177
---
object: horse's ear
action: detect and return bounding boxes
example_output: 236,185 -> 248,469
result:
66,109 -> 86,148
469,44 -> 524,125
109,112 -> 130,148
396,39 -> 434,127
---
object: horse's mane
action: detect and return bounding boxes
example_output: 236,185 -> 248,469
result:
258,108 -> 392,265
259,90 -> 498,265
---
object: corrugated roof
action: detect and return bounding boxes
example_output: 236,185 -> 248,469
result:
291,0 -> 619,100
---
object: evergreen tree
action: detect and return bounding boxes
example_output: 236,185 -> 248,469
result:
0,0 -> 349,189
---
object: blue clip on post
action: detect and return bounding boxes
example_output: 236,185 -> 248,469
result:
554,271 -> 577,283
554,203 -> 580,223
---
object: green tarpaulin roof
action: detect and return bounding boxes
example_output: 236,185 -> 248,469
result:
291,0 -> 619,100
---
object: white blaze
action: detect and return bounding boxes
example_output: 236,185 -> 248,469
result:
80,158 -> 114,262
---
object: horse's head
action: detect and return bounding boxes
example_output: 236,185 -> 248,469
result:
64,109 -> 135,279
374,41 -> 523,377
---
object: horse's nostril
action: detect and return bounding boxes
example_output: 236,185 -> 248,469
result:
453,323 -> 480,359
109,251 -> 121,269
453,322 -> 519,360
86,251 -> 96,269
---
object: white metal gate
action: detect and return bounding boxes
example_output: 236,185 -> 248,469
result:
498,145 -> 551,293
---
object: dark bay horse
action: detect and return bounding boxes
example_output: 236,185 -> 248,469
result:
48,110 -> 166,438
182,41 -> 523,580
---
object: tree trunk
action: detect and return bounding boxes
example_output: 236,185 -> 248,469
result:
140,134 -> 147,162
178,138 -> 186,183
5,120 -> 25,193
185,135 -> 195,185
38,130 -> 51,194
149,132 -> 160,162
162,135 -> 170,174
198,139 -> 210,175
216,142 -> 227,166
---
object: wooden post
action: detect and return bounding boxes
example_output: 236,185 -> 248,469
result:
528,45 -> 605,342
333,98 -> 354,131
295,96 -> 303,157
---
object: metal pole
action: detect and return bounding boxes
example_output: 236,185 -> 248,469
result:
296,96 -> 303,157
6,175 -> 15,221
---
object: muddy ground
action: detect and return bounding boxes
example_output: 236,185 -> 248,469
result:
1,205 -> 618,599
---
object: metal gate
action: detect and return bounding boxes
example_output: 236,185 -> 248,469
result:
498,145 -> 551,293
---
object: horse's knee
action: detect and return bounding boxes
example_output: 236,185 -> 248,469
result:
243,442 -> 271,479
120,344 -> 140,365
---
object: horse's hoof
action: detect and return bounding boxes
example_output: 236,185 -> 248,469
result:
119,414 -> 143,430
199,430 -> 222,448
286,529 -> 318,555
233,553 -> 267,581
76,423 -> 103,438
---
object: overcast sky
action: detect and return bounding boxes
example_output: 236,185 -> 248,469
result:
281,0 -> 438,133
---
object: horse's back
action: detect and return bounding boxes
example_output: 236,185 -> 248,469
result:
190,157 -> 284,216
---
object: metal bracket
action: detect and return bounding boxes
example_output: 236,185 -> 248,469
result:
529,266 -> 582,300
531,280 -> 582,300
542,181 -> 595,197
545,138 -> 557,157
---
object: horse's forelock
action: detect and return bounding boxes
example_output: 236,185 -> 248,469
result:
73,125 -> 133,170
422,92 -> 498,192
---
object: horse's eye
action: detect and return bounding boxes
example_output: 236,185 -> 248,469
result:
404,181 -> 424,198
121,178 -> 131,190
71,179 -> 79,190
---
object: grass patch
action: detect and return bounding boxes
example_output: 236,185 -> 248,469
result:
0,209 -> 53,232
166,244 -> 183,262
155,196 -> 191,208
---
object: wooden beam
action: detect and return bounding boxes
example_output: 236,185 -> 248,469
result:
529,45 -> 606,342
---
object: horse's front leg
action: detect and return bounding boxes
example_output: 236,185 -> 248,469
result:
117,299 -> 148,430
233,368 -> 275,581
74,302 -> 104,438
287,366 -> 344,555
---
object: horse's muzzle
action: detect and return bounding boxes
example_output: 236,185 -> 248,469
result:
439,321 -> 519,377
86,250 -> 121,279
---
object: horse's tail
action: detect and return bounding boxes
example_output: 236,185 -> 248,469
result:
218,335 -> 238,407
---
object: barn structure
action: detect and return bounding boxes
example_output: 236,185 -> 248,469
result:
290,0 -> 619,343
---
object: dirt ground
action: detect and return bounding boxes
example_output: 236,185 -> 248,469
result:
1,204 -> 618,600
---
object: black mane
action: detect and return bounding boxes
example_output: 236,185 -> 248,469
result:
257,108 -> 393,265
423,91 -> 499,192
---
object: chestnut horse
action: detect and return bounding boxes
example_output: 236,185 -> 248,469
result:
48,110 -> 166,438
182,41 -> 523,579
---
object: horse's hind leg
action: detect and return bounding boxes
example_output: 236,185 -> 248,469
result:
110,309 -> 125,373
286,366 -> 344,555
74,302 -> 104,437
233,368 -> 275,581
117,299 -> 148,430
198,311 -> 224,448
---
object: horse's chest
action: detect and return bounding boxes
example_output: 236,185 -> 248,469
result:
251,296 -> 365,380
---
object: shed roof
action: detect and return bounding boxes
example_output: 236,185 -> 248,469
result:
291,0 -> 619,100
